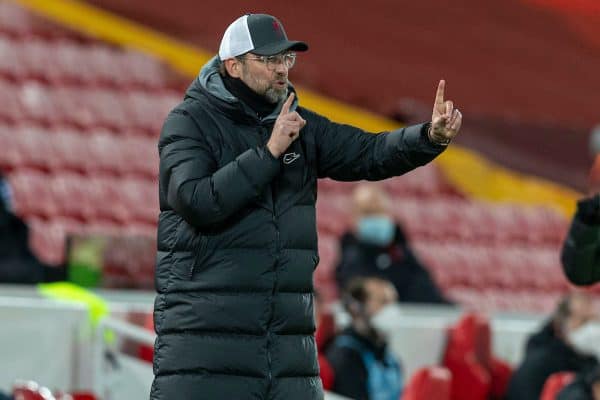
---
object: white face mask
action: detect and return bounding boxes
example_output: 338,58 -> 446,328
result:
370,303 -> 403,339
568,323 -> 600,358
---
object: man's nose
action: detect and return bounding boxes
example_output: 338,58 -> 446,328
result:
274,59 -> 288,74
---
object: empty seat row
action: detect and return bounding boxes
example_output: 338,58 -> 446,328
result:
9,170 -> 158,224
447,287 -> 565,313
0,2 -> 74,39
393,198 -> 567,245
412,240 -> 569,291
0,36 -> 173,89
0,80 -> 180,133
315,190 -> 567,245
0,123 -> 158,177
317,164 -> 453,198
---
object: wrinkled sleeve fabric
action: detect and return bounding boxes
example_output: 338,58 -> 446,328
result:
310,110 -> 446,181
159,110 -> 280,229
561,195 -> 600,285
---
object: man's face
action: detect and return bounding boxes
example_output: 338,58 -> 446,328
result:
364,279 -> 398,319
238,53 -> 289,103
352,184 -> 391,221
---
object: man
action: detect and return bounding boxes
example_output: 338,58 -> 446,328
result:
336,183 -> 449,304
506,293 -> 599,400
326,277 -> 404,400
151,13 -> 462,400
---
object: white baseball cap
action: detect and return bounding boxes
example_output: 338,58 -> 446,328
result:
219,14 -> 308,60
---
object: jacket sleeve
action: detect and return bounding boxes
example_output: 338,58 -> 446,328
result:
561,195 -> 600,285
309,110 -> 446,181
159,110 -> 280,229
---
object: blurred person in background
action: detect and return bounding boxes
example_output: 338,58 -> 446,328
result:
335,183 -> 450,304
153,12 -> 462,400
0,173 -> 64,284
507,292 -> 599,400
326,277 -> 404,400
558,365 -> 600,400
562,154 -> 600,285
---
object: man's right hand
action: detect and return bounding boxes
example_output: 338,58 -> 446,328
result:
267,93 -> 306,158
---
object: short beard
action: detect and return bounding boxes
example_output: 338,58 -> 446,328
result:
264,86 -> 288,104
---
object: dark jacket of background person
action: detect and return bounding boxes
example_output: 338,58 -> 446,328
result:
562,194 -> 600,285
506,322 -> 598,400
151,57 -> 446,400
336,226 -> 449,304
326,327 -> 402,400
557,365 -> 600,400
0,179 -> 64,284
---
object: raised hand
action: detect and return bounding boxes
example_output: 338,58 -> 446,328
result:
430,80 -> 462,145
267,93 -> 307,158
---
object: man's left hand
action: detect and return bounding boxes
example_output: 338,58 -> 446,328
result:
429,80 -> 462,145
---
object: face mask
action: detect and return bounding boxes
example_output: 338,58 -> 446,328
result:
357,216 -> 395,247
370,303 -> 403,339
568,323 -> 600,358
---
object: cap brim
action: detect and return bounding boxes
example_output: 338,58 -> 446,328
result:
252,40 -> 308,56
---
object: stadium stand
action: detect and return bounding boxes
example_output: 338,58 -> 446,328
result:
0,0 -> 578,312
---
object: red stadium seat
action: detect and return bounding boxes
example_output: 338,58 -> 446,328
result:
443,313 -> 492,400
0,37 -> 24,81
50,128 -> 94,173
0,80 -> 25,124
8,170 -> 57,218
540,371 -> 575,400
490,358 -> 513,400
0,123 -> 24,170
50,172 -> 95,220
402,366 -> 452,400
85,88 -> 131,131
121,135 -> 159,177
119,177 -> 158,224
119,50 -> 167,89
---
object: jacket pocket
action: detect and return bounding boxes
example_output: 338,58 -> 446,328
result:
189,235 -> 208,279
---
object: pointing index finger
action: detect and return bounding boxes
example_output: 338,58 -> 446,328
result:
280,92 -> 295,115
435,80 -> 445,108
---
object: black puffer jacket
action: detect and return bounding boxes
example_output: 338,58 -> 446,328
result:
150,56 -> 446,400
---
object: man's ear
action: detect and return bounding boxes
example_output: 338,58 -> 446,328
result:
224,58 -> 242,78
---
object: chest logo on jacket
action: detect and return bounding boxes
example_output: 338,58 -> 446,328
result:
283,152 -> 301,165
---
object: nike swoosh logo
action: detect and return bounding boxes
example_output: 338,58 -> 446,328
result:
283,152 -> 301,165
